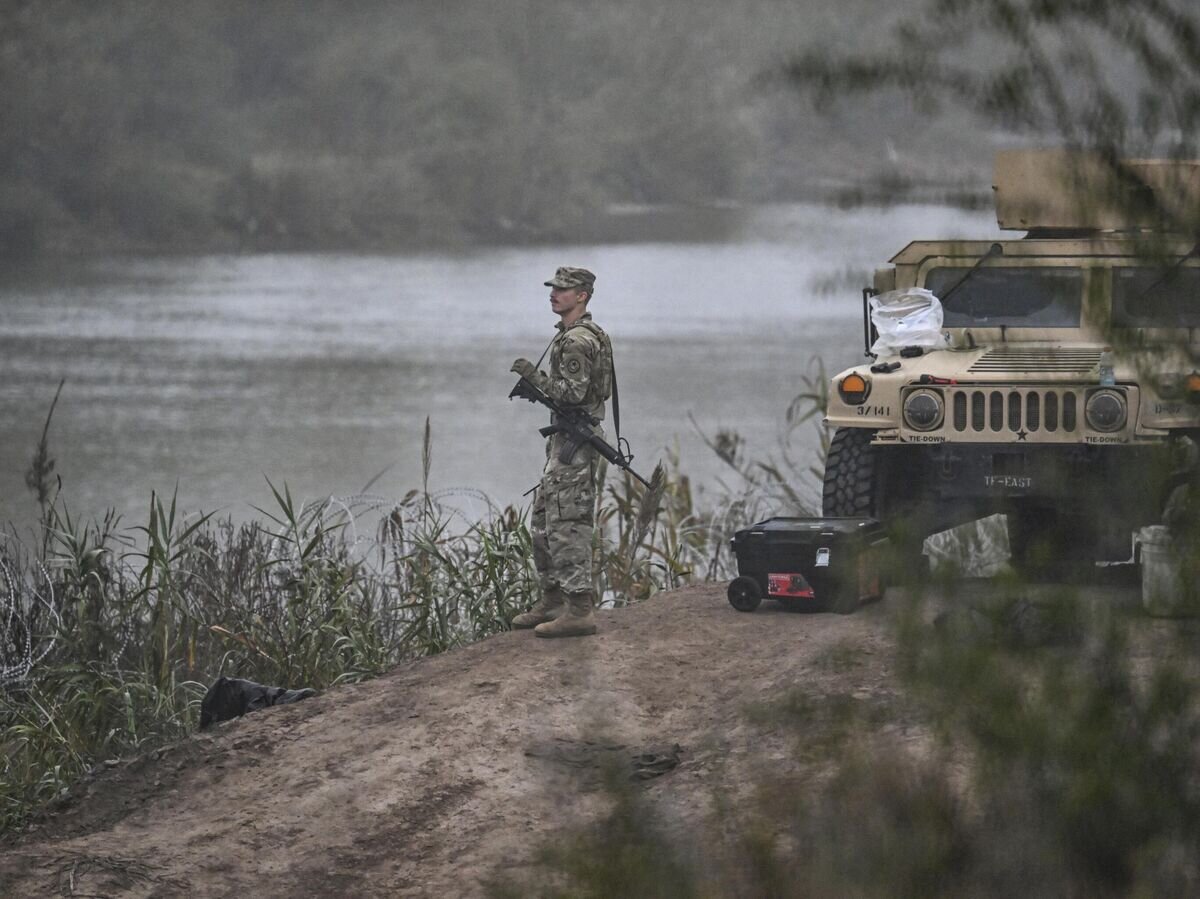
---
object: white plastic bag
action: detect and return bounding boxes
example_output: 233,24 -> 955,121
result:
924,514 -> 1012,578
869,287 -> 949,355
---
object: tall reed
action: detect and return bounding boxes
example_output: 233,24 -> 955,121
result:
1,389 -> 829,832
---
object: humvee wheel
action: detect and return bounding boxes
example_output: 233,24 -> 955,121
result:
822,428 -> 877,517
823,428 -> 936,582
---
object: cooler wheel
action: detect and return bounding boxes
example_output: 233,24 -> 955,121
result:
727,576 -> 762,612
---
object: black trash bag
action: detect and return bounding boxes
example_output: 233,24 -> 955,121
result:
199,676 -> 316,729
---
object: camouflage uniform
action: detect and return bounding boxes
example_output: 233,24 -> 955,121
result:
509,266 -> 613,636
528,311 -> 613,595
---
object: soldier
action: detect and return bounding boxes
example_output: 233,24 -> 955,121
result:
510,266 -> 613,638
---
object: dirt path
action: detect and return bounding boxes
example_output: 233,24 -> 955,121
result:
0,585 -> 918,897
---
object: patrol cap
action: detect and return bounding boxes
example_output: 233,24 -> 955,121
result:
544,266 -> 596,291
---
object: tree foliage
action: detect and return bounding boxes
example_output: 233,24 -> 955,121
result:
781,0 -> 1200,169
0,0 -> 904,254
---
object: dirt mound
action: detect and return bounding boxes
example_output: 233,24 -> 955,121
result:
0,585 -> 904,897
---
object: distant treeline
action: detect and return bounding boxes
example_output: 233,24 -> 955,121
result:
0,0 -> 990,255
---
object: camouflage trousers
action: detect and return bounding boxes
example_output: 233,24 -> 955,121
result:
531,433 -> 600,595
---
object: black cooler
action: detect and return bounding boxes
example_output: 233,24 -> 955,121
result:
728,517 -> 888,614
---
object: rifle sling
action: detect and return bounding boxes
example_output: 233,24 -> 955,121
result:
534,335 -> 555,369
610,363 -> 620,448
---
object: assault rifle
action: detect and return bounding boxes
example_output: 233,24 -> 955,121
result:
509,376 -> 651,487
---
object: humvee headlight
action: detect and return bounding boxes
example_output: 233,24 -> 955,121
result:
1085,389 -> 1127,432
903,389 -> 944,431
838,373 -> 871,406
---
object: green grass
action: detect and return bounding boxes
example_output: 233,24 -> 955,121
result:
0,478 -> 541,831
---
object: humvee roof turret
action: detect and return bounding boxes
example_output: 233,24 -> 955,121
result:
822,150 -> 1200,574
992,148 -> 1200,232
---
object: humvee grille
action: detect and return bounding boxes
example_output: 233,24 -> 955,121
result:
949,388 -> 1080,435
968,349 -> 1101,374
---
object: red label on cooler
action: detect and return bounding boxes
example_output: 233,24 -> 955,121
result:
768,572 -> 815,598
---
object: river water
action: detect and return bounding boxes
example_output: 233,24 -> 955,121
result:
0,204 -> 1000,533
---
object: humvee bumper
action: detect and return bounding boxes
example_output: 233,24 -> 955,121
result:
911,443 -> 1166,503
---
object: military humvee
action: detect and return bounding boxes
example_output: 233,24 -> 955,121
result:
822,149 -> 1200,570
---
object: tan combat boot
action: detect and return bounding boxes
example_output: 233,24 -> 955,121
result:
511,588 -> 566,629
534,590 -> 597,638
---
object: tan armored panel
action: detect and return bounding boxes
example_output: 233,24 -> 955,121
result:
993,149 -> 1200,233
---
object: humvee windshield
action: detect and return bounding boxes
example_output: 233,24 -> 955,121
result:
1112,267 -> 1200,327
924,267 -> 1083,327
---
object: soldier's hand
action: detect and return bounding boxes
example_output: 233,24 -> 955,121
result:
511,358 -> 537,380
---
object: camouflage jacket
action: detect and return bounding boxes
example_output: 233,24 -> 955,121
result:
525,313 -> 613,422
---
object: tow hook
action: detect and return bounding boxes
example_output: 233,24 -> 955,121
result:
938,448 -> 963,480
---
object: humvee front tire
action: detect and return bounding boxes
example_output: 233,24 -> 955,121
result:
823,428 -> 935,582
822,428 -> 877,518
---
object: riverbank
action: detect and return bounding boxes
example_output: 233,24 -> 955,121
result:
5,577 -> 1195,897
4,182 -> 992,260
0,583 -> 898,895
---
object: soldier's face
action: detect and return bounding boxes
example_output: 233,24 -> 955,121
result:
549,286 -> 587,316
